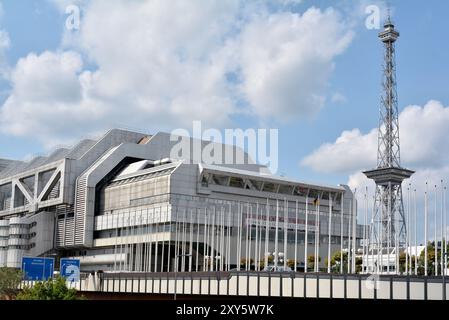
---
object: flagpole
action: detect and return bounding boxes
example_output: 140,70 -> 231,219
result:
363,188 -> 367,273
181,209 -> 186,272
195,209 -> 199,271
220,206 -> 226,271
237,202 -> 242,271
155,208 -> 160,272
189,209 -> 193,272
167,206 -> 172,272
265,199 -> 269,270
137,213 -> 141,271
305,192 -> 309,273
275,200 -> 279,269
425,182 -> 428,276
412,190 -> 416,275
316,193 -> 321,272
340,192 -> 344,274
443,187 -> 447,273
405,186 -> 409,274
204,208 -> 208,271
284,198 -> 288,269
405,183 -> 412,275
144,209 -> 148,272
352,193 -> 357,273
174,207 -> 179,273
216,207 -> 220,272
219,207 -> 223,271
123,211 -> 128,271
149,210 -> 153,272
294,200 -> 298,273
387,183 -> 391,274
314,195 -> 318,272
327,193 -> 332,273
258,203 -> 263,271
408,185 -> 412,273
348,197 -> 352,273
130,211 -> 134,271
370,196 -> 375,273
441,180 -> 444,274
379,191 -> 384,274
161,207 -> 166,272
248,204 -> 253,271
215,207 -> 220,271
212,206 -> 217,272
255,203 -> 259,271
435,184 -> 438,275
113,212 -> 118,272
245,203 -> 249,271
227,203 -> 232,271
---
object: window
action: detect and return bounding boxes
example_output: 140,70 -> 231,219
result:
278,184 -> 293,195
262,183 -> 277,193
201,176 -> 208,187
212,175 -> 228,186
249,180 -> 263,191
229,177 -> 244,188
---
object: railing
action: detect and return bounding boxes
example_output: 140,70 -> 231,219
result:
29,271 -> 447,300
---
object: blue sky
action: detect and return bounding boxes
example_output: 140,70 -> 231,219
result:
0,0 -> 448,192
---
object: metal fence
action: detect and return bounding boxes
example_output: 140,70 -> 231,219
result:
38,271 -> 447,300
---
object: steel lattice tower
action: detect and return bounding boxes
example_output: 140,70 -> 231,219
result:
363,17 -> 414,264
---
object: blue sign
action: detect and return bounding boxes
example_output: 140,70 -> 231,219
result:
22,257 -> 54,281
60,258 -> 80,282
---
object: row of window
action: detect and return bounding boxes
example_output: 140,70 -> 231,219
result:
6,243 -> 35,250
93,223 -> 360,245
203,173 -> 343,202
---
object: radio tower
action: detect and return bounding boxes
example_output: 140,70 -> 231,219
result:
363,14 -> 414,273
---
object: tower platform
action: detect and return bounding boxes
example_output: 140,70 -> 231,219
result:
363,167 -> 414,186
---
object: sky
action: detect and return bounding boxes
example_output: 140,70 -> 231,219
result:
0,0 -> 448,241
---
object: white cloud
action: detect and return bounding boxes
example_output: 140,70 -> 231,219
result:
301,128 -> 377,174
400,100 -> 449,168
0,30 -> 9,50
237,7 -> 354,120
0,1 -> 354,146
301,100 -> 449,174
331,92 -> 347,104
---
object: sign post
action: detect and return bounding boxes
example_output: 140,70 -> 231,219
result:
22,257 -> 54,281
60,258 -> 81,282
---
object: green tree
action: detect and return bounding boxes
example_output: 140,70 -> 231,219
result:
329,251 -> 348,273
259,255 -> 274,270
398,251 -> 413,273
355,257 -> 363,273
17,276 -> 83,300
307,255 -> 321,271
0,267 -> 22,300
287,259 -> 296,270
416,241 -> 447,276
240,258 -> 254,269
